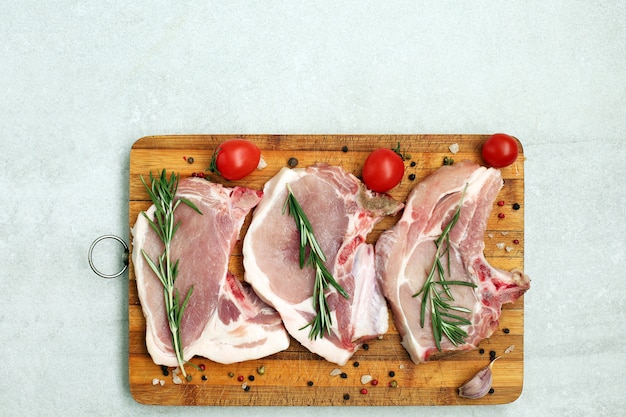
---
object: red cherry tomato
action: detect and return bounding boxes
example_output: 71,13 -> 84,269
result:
481,133 -> 519,168
209,139 -> 261,180
362,148 -> 405,193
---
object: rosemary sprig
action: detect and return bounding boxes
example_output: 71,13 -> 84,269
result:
282,184 -> 349,340
140,169 -> 202,379
413,183 -> 477,351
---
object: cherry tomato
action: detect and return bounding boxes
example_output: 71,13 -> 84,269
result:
481,133 -> 519,168
362,148 -> 405,193
209,139 -> 261,180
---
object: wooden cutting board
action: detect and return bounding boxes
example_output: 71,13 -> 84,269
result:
128,134 -> 526,406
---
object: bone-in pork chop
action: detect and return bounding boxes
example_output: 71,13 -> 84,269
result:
132,177 -> 289,366
243,164 -> 403,365
375,161 -> 530,363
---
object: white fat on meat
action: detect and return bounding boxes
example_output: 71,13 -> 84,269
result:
132,177 -> 290,366
243,164 -> 404,365
375,161 -> 530,363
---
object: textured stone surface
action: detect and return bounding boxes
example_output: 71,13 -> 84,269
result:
1,1 -> 624,416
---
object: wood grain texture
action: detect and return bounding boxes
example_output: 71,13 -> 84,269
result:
128,134 -> 526,406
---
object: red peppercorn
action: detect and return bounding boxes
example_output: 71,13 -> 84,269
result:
513,239 -> 520,244
360,388 -> 368,395
199,364 -> 206,371
371,379 -> 378,386
237,375 -> 244,382
498,213 -> 505,219
497,200 -> 505,206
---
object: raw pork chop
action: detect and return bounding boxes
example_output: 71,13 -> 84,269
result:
243,164 -> 404,365
376,161 -> 530,363
132,177 -> 290,366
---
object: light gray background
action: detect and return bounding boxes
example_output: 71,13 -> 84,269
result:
1,1 -> 624,416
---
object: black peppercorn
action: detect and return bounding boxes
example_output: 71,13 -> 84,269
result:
201,375 -> 208,381
244,385 -> 251,392
488,388 -> 495,394
248,375 -> 255,382
353,361 -> 359,367
341,146 -> 349,153
388,371 -> 395,377
288,157 -> 298,167
479,348 -> 485,354
307,381 -> 314,386
343,393 -> 350,400
187,156 -> 194,164
362,344 -> 369,350
408,173 -> 416,181
503,328 -> 510,334
340,372 -> 348,379
410,161 -> 416,167
512,203 -> 520,210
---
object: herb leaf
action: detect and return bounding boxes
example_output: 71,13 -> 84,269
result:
140,169 -> 202,378
283,183 -> 349,340
412,183 -> 477,351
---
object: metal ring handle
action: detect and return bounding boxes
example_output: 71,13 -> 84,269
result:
88,235 -> 129,279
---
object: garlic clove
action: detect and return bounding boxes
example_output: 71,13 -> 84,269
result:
458,358 -> 499,399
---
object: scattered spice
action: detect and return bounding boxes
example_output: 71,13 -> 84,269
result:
361,375 -> 373,384
257,366 -> 266,375
443,156 -> 454,165
513,239 -> 520,244
408,173 -> 416,181
237,375 -> 244,382
341,146 -> 349,153
187,156 -> 195,164
186,375 -> 192,382
389,380 -> 398,388
201,375 -> 208,381
497,200 -> 505,206
479,348 -> 485,355
199,364 -> 206,371
489,388 -> 495,394
307,381 -> 314,386
243,384 -> 251,392
360,388 -> 368,395
161,365 -> 170,376
504,345 -> 515,354
505,246 -> 513,252
498,213 -> 505,219
371,379 -> 379,386
248,375 -> 255,382
353,361 -> 360,367
503,328 -> 510,334
449,143 -> 459,154
410,161 -> 416,167
228,372 -> 234,378
496,242 -> 505,249
489,350 -> 497,360
512,203 -> 521,210
362,344 -> 369,350
340,372 -> 348,379
288,157 -> 299,167
330,368 -> 342,376
343,393 -> 351,400
191,172 -> 205,178
388,371 -> 395,377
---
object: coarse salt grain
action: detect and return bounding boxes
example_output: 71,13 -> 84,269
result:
330,368 -> 342,376
360,375 -> 373,384
496,242 -> 505,249
172,374 -> 182,385
152,378 -> 160,386
449,143 -> 459,154
505,246 -> 513,252
487,233 -> 494,239
505,345 -> 515,354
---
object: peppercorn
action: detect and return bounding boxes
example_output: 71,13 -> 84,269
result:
237,375 -> 244,382
410,161 -> 416,167
512,203 -> 520,210
187,156 -> 194,164
201,375 -> 208,381
498,213 -> 505,219
248,375 -> 255,382
288,157 -> 299,167
341,146 -> 349,153
497,200 -> 505,206
340,372 -> 348,379
489,388 -> 495,394
353,361 -> 359,368
257,366 -> 266,375
228,372 -> 234,378
360,388 -> 368,395
479,348 -> 485,355
307,381 -> 314,387
161,365 -> 169,376
408,173 -> 416,181
343,393 -> 351,400
199,364 -> 206,371
371,379 -> 378,386
443,156 -> 454,165
244,385 -> 251,392
503,328 -> 510,334
362,344 -> 369,350
513,239 -> 520,244
186,375 -> 192,382
389,380 -> 398,388
388,371 -> 395,377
